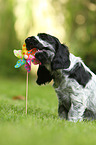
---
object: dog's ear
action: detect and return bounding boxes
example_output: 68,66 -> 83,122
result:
51,44 -> 70,70
36,65 -> 53,85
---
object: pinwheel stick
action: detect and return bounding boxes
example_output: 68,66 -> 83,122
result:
26,71 -> 28,114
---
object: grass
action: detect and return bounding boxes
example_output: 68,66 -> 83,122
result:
0,77 -> 96,145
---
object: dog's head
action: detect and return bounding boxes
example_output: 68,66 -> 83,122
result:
25,33 -> 70,85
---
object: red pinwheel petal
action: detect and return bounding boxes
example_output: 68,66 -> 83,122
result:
31,57 -> 41,65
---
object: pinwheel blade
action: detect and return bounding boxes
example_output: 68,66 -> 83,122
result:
26,59 -> 31,66
14,59 -> 26,68
25,63 -> 31,73
31,48 -> 38,56
22,43 -> 27,55
14,50 -> 23,59
31,57 -> 41,65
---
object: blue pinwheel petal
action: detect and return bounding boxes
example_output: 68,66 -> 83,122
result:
14,58 -> 26,68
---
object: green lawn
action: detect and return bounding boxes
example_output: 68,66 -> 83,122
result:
0,77 -> 96,145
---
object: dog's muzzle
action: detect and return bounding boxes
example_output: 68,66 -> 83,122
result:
25,36 -> 43,51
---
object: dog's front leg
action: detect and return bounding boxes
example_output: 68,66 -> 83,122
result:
68,101 -> 85,122
58,103 -> 68,120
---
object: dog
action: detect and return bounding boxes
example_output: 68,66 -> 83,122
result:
25,33 -> 96,122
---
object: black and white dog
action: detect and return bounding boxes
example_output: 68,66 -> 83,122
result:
25,33 -> 96,122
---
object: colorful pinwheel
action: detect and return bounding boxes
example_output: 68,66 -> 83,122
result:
13,43 -> 41,114
13,43 -> 41,73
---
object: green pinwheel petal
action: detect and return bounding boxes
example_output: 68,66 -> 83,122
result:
14,50 -> 23,59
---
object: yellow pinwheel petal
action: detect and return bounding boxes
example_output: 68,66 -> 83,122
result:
22,43 -> 28,55
14,50 -> 23,59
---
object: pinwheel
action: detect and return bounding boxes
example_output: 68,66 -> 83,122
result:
14,43 -> 41,73
13,43 -> 41,114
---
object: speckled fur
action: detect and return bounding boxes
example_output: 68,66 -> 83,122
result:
52,53 -> 96,121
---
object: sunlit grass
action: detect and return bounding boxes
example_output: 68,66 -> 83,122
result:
0,78 -> 96,145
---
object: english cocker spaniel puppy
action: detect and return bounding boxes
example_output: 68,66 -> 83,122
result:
25,33 -> 96,122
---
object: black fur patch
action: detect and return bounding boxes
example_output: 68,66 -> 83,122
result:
35,51 -> 48,65
51,44 -> 70,70
36,65 -> 53,85
68,62 -> 92,87
25,36 -> 43,51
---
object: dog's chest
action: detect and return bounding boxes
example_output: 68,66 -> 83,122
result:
53,72 -> 73,110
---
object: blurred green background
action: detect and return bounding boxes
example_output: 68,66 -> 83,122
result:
0,0 -> 96,78
0,1 -> 96,145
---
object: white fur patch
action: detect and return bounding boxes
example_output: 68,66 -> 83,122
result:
35,36 -> 55,52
